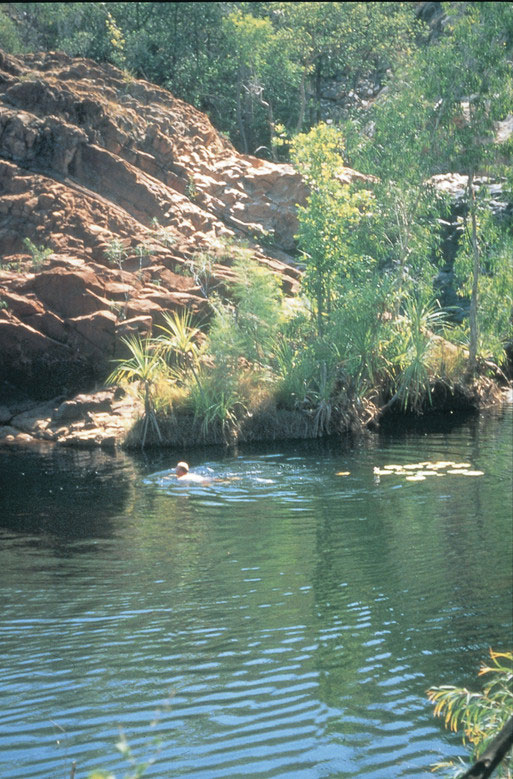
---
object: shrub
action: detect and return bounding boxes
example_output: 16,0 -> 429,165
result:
105,238 -> 128,270
23,237 -> 52,269
427,649 -> 513,778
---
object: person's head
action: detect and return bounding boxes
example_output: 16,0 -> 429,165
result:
176,461 -> 189,478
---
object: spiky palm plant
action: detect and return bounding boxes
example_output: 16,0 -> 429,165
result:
155,309 -> 204,380
107,335 -> 165,448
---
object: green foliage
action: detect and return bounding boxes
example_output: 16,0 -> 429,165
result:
453,204 -> 513,366
188,364 -> 247,444
171,256 -> 284,439
105,8 -> 126,68
9,2 -> 419,155
11,3 -> 114,61
290,121 -> 346,183
328,275 -> 394,398
0,9 -> 23,52
105,253 -> 288,443
228,254 -> 284,365
420,3 -> 513,373
134,244 -> 151,273
22,237 -> 52,269
345,1 -> 513,374
185,176 -> 199,201
107,335 -> 164,388
105,238 -> 128,270
271,337 -> 309,410
427,649 -> 513,778
423,3 -> 513,176
3,259 -> 23,272
342,53 -> 450,305
154,309 -> 204,396
221,8 -> 283,154
198,251 -> 284,372
150,219 -> 176,250
290,123 -> 374,335
56,1 -> 512,432
181,251 -> 216,299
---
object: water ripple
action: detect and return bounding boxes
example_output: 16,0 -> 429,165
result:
0,407 -> 511,777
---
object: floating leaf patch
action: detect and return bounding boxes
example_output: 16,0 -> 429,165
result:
374,460 -> 484,481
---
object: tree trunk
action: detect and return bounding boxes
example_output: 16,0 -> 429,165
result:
314,59 -> 322,123
296,68 -> 307,133
467,171 -> 479,377
460,714 -> 513,778
236,67 -> 248,154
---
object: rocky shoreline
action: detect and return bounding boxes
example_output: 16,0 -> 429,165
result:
1,380 -> 510,451
0,388 -> 139,448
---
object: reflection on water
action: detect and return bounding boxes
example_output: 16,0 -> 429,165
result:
0,405 -> 511,778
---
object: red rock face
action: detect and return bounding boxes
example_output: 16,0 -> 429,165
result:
0,50 -> 360,397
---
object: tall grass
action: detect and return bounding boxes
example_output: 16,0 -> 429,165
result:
329,276 -> 394,401
188,366 -> 246,444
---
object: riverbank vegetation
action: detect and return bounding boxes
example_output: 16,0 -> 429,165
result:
107,225 -> 505,448
428,649 -> 513,778
2,3 -> 512,445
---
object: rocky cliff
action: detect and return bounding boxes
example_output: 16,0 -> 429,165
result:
0,50 -> 325,399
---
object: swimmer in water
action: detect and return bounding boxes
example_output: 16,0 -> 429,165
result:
175,461 -> 208,483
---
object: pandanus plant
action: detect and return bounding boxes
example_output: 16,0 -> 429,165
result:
107,335 -> 164,449
154,309 -> 204,390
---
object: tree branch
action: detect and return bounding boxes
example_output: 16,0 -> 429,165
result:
460,715 -> 513,779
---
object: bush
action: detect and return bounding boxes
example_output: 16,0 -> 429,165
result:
427,649 -> 513,778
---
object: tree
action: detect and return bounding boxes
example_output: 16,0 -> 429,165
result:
290,123 -> 373,336
261,2 -> 417,131
342,38 -> 449,314
3,2 -> 420,155
0,8 -> 23,52
221,10 -> 277,155
7,3 -> 114,60
344,2 -> 513,374
409,2 -> 513,374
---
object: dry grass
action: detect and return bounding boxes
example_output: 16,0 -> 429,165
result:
427,335 -> 468,384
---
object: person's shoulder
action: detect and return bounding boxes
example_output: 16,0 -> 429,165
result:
178,472 -> 208,483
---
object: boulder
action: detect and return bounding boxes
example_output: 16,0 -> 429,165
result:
65,309 -> 117,357
53,390 -> 114,422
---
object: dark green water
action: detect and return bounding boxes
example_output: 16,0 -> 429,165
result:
0,403 -> 511,779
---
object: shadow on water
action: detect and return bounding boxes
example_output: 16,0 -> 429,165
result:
378,407 -> 479,436
131,408 -> 489,471
0,443 -> 136,542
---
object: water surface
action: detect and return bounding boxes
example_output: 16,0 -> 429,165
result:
0,404 -> 511,778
